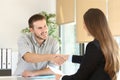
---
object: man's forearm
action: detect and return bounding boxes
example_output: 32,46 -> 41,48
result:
23,52 -> 53,63
32,67 -> 54,76
23,53 -> 67,66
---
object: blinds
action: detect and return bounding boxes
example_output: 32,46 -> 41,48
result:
108,0 -> 120,36
56,0 -> 120,43
76,0 -> 107,43
56,0 -> 75,25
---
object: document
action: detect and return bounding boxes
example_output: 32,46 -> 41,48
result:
48,65 -> 63,75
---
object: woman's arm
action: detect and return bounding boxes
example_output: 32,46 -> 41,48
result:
72,55 -> 83,63
61,42 -> 102,80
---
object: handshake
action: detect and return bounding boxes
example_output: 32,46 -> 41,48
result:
50,54 -> 69,66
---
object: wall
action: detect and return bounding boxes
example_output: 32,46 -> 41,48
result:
0,0 -> 56,75
0,0 -> 56,51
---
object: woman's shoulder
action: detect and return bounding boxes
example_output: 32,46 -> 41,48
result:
87,39 -> 100,49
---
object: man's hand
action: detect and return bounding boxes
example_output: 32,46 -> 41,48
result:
51,54 -> 69,66
22,70 -> 34,77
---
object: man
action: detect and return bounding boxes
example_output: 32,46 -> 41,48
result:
14,14 -> 65,77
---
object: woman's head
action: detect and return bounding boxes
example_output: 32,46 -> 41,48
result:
83,8 -> 109,40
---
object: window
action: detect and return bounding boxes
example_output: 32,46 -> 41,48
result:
115,37 -> 120,48
60,23 -> 80,74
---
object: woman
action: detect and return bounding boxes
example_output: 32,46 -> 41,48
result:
56,8 -> 120,80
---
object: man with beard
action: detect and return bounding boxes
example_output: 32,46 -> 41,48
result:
14,14 -> 65,77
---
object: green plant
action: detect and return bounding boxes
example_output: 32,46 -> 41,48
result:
21,11 -> 61,44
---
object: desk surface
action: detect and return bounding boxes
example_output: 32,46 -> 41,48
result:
0,76 -> 55,80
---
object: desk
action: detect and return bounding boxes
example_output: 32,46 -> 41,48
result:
0,76 -> 55,80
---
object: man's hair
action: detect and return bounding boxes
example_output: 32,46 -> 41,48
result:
28,14 -> 46,28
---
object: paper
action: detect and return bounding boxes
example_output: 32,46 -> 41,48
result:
48,66 -> 63,75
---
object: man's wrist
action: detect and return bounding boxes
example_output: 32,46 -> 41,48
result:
48,54 -> 55,61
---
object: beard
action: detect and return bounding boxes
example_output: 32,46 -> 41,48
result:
34,32 -> 48,40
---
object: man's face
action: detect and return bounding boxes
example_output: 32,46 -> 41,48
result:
30,19 -> 48,40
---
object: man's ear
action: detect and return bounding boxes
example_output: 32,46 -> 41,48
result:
29,28 -> 33,33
